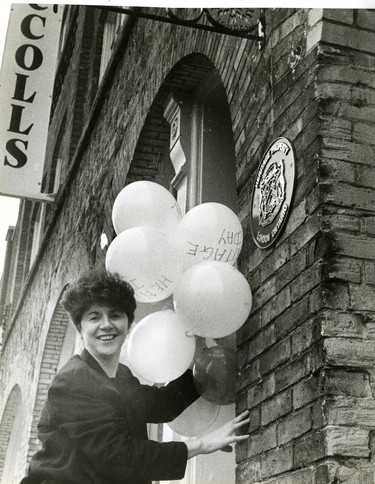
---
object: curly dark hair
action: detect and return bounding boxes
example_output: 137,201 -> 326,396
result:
61,269 -> 136,330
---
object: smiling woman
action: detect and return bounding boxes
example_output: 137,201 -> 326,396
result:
21,269 -> 250,484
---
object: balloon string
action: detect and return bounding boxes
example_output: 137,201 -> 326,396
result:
184,303 -> 208,337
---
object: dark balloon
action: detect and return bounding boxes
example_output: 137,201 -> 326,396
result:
193,346 -> 236,405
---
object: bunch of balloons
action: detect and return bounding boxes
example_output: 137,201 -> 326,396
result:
106,181 -> 253,437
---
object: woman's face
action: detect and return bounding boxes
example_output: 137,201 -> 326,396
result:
80,304 -> 128,363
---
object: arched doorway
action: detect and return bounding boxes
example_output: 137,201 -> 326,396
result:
127,53 -> 239,484
0,385 -> 24,484
26,290 -> 75,464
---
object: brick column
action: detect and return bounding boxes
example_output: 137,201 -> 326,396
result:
315,8 -> 375,481
235,8 -> 375,483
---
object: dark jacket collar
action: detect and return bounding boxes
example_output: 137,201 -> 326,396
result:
79,348 -> 111,378
79,348 -> 131,379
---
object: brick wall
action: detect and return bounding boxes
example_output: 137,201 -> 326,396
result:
1,7 -> 374,482
234,9 -> 323,481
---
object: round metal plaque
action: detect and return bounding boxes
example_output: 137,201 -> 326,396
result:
250,137 -> 296,249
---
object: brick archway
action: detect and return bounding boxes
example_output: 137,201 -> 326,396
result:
97,54 -> 221,263
0,385 -> 22,483
26,290 -> 72,463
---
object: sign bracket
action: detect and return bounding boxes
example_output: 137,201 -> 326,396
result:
91,6 -> 265,45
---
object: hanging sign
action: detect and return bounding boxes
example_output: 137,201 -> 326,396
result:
0,4 -> 62,201
250,137 -> 296,249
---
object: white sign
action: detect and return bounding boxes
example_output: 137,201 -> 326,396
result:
0,4 -> 62,200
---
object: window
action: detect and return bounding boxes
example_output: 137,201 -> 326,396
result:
29,204 -> 47,266
99,12 -> 125,83
58,6 -> 70,55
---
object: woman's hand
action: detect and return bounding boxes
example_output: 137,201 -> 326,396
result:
186,410 -> 250,459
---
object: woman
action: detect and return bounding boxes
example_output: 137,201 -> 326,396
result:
22,270 -> 249,484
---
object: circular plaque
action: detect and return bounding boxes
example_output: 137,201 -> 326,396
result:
250,137 -> 296,249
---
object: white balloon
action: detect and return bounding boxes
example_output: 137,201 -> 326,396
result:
173,261 -> 252,338
105,227 -> 182,303
167,397 -> 220,437
126,310 -> 196,384
112,181 -> 182,235
173,202 -> 243,270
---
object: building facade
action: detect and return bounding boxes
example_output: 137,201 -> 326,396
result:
1,6 -> 375,483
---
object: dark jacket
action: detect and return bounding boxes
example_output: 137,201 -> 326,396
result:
21,349 -> 200,484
